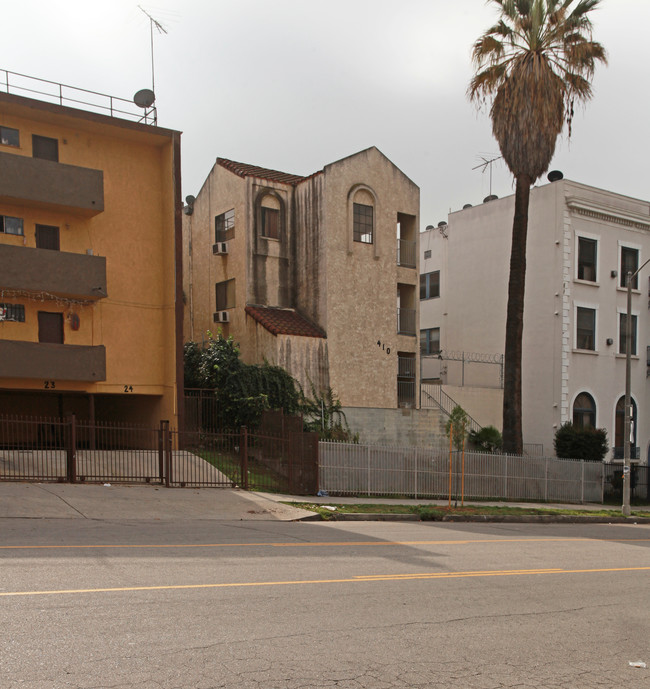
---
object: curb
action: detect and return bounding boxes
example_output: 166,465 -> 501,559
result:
298,513 -> 650,524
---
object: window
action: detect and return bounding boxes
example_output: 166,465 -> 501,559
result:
620,246 -> 639,289
215,279 -> 235,311
572,392 -> 596,429
38,312 -> 63,344
35,225 -> 60,251
353,203 -> 373,244
0,126 -> 19,147
424,250 -> 431,260
576,307 -> 596,350
619,313 -> 637,355
420,327 -> 440,355
420,271 -> 440,300
261,207 -> 280,239
215,209 -> 235,242
32,134 -> 58,162
577,237 -> 597,281
0,216 -> 24,236
0,303 -> 25,322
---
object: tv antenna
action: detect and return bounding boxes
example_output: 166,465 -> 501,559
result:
138,5 -> 168,94
472,154 -> 502,197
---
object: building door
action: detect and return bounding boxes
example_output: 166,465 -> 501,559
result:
35,225 -> 60,251
615,396 -> 637,459
38,312 -> 64,344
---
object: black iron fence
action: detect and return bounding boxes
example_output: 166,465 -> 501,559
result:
0,414 -> 318,494
603,463 -> 649,504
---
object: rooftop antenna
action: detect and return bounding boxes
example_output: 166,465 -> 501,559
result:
472,154 -> 502,197
138,5 -> 168,94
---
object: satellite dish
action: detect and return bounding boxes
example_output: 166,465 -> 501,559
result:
185,195 -> 196,206
134,89 -> 156,109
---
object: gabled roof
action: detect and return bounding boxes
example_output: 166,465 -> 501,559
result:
217,158 -> 307,186
245,306 -> 326,339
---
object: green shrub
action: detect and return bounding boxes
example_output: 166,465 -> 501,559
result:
554,422 -> 608,461
445,405 -> 469,451
469,425 -> 502,453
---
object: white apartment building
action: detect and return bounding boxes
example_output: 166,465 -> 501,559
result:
420,175 -> 650,461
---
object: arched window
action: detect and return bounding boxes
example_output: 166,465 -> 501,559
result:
572,392 -> 596,429
260,194 -> 281,239
352,188 -> 375,244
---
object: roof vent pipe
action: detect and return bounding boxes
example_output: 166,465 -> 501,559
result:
483,195 -> 498,203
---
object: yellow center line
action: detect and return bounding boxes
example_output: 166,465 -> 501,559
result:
1,537 -> 649,551
2,566 -> 650,598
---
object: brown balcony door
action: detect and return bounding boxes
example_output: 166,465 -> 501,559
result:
35,225 -> 60,251
32,134 -> 59,162
38,312 -> 64,344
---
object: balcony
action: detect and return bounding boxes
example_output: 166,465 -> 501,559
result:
613,446 -> 640,460
397,238 -> 416,268
0,340 -> 106,381
0,244 -> 107,300
397,308 -> 416,336
0,151 -> 104,216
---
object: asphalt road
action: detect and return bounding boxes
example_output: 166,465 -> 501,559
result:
1,518 -> 649,689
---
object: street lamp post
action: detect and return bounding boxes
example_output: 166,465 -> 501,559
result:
622,258 -> 650,516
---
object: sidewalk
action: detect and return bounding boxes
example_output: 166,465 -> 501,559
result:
0,482 -> 647,523
0,482 -> 314,521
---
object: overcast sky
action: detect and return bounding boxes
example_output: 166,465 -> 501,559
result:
3,0 -> 648,227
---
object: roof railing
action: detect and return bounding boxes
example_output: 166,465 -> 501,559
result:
0,69 -> 156,125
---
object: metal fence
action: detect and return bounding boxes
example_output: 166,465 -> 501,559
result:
0,414 -> 318,494
319,441 -> 606,504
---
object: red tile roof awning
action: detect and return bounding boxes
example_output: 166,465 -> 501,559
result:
245,306 -> 326,338
217,158 -> 307,186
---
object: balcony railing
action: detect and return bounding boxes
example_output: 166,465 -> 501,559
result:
613,446 -> 640,460
397,239 -> 416,268
397,308 -> 416,335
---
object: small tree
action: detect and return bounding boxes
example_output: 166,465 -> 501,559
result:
299,379 -> 358,442
445,405 -> 469,452
554,423 -> 608,461
469,425 -> 502,453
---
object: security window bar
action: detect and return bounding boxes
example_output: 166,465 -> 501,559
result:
420,271 -> 440,299
35,225 -> 60,251
0,216 -> 24,236
420,327 -> 440,355
0,126 -> 19,147
577,237 -> 597,281
215,209 -> 235,242
353,203 -> 373,244
621,247 -> 639,289
0,303 -> 25,322
619,313 -> 637,356
576,307 -> 595,350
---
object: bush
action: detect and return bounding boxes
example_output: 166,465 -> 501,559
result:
554,422 -> 608,461
469,425 -> 502,453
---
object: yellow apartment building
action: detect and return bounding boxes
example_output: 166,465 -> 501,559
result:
0,83 -> 183,427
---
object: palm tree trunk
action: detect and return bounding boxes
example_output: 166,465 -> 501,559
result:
502,173 -> 532,455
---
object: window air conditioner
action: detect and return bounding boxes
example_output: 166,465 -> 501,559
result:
212,242 -> 229,255
213,310 -> 230,323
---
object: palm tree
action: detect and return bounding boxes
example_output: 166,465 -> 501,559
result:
468,0 -> 606,454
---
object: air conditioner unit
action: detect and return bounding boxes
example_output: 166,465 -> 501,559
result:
212,242 -> 229,255
213,310 -> 230,323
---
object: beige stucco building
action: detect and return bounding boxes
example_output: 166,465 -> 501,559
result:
420,175 -> 650,462
184,147 -> 431,439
